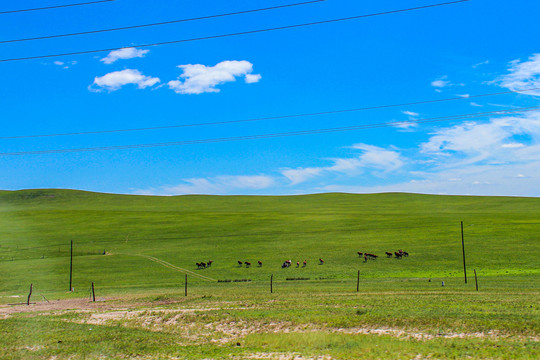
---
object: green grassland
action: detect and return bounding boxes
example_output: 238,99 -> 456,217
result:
0,189 -> 538,359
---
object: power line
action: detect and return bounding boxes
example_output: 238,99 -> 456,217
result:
0,0 -> 470,62
2,87 -> 537,140
0,0 -> 327,44
1,106 -> 536,157
0,0 -> 115,15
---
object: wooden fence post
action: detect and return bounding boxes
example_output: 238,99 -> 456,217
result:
91,282 -> 96,302
356,270 -> 360,292
185,274 -> 188,296
474,269 -> 479,291
27,283 -> 33,305
270,274 -> 273,293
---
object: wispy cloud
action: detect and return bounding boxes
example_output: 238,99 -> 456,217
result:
135,175 -> 275,195
281,144 -> 404,185
100,47 -> 150,64
90,69 -> 160,92
53,60 -> 77,69
472,60 -> 489,68
168,60 -> 261,94
495,53 -> 540,96
431,75 -> 451,88
401,110 -> 419,117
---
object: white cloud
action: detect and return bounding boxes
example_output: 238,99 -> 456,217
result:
502,143 -> 525,148
100,47 -> 149,64
420,112 -> 540,161
281,144 -> 404,185
90,69 -> 160,92
53,60 -> 77,69
402,110 -> 419,117
431,76 -> 450,88
472,60 -> 489,68
135,175 -> 275,195
496,53 -> 540,96
281,168 -> 324,185
245,73 -> 262,83
321,161 -> 540,197
168,60 -> 260,94
351,144 -> 404,171
470,102 -> 483,107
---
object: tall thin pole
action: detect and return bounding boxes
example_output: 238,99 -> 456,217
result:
184,274 -> 188,296
474,269 -> 478,291
356,270 -> 360,292
69,240 -> 73,291
91,282 -> 96,302
270,274 -> 273,293
461,221 -> 467,284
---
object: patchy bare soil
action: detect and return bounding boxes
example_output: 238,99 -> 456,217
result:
2,297 -> 537,345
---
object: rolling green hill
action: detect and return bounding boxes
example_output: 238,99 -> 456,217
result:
1,189 -> 539,359
1,189 -> 538,296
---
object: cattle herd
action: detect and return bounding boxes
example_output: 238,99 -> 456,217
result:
196,260 -> 213,269
359,249 -> 409,262
196,250 -> 409,270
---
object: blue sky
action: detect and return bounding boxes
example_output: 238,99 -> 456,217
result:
1,0 -> 540,196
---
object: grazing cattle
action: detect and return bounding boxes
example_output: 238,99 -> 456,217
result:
402,251 -> 409,257
238,260 -> 243,266
244,261 -> 251,268
357,252 -> 363,257
385,252 -> 393,257
365,253 -> 378,259
364,255 -> 368,263
281,261 -> 290,268
302,260 -> 307,267
296,261 -> 300,267
319,258 -> 325,265
258,260 -> 262,267
207,260 -> 213,267
394,252 -> 402,259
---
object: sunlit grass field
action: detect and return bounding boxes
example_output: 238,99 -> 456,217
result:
0,189 -> 538,359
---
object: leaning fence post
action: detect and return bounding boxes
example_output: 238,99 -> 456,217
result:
91,282 -> 96,302
270,274 -> 273,293
474,269 -> 479,291
27,284 -> 33,305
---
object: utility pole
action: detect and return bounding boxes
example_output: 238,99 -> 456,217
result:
69,240 -> 73,291
461,221 -> 467,284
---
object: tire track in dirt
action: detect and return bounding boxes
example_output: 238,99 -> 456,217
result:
117,253 -> 216,282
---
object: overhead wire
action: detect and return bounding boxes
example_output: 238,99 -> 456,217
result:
0,0 -> 327,44
0,0 -> 470,62
1,106 -> 537,157
0,0 -> 115,15
2,87 -> 538,140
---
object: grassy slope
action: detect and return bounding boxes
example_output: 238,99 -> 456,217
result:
1,189 -> 539,295
0,189 -> 539,359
